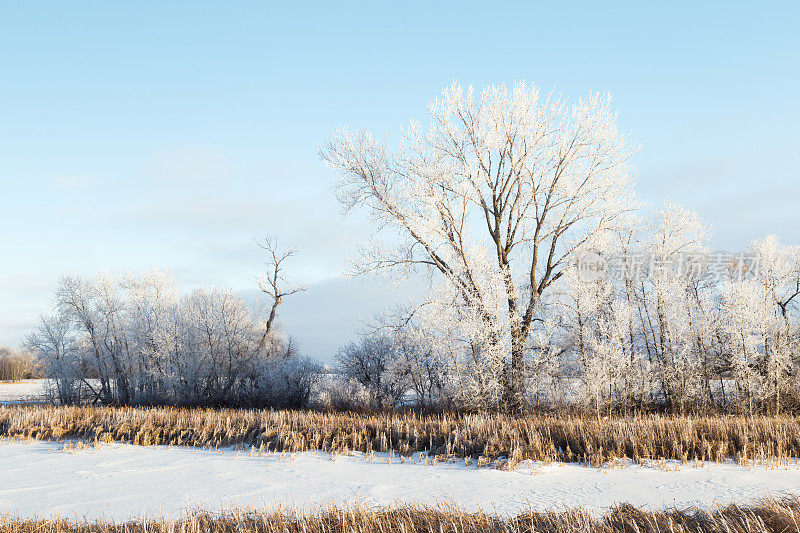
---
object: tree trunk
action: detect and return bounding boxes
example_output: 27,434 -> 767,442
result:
502,337 -> 526,412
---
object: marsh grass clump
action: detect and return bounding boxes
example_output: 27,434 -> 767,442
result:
2,498 -> 800,533
2,405 -> 800,465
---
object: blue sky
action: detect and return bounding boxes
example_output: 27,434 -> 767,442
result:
1,1 -> 798,360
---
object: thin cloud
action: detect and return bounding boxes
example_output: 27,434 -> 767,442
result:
144,146 -> 234,185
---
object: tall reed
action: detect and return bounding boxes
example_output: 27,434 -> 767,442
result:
2,498 -> 800,533
3,405 -> 800,464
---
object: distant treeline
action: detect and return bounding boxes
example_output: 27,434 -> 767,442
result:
0,346 -> 36,381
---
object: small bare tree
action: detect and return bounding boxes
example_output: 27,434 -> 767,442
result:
256,237 -> 308,351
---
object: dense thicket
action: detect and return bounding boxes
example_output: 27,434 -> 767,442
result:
24,271 -> 317,407
331,207 -> 800,414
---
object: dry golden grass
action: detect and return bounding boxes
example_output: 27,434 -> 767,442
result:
2,405 -> 800,465
2,498 -> 800,533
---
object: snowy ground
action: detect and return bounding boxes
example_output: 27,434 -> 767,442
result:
1,438 -> 798,521
0,379 -> 49,404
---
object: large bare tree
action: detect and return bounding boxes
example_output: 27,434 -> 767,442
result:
322,82 -> 637,409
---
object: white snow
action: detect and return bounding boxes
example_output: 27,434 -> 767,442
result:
1,438 -> 798,521
0,379 -> 49,404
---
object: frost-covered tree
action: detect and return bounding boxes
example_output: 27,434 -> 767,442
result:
719,236 -> 800,413
545,203 -> 730,413
749,236 -> 800,412
336,334 -> 407,409
322,81 -> 638,410
24,314 -> 80,403
556,264 -> 628,414
370,309 -> 459,410
635,203 -> 711,410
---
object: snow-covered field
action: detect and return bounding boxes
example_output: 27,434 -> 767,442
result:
0,379 -> 49,404
2,382 -> 798,520
1,438 -> 798,520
